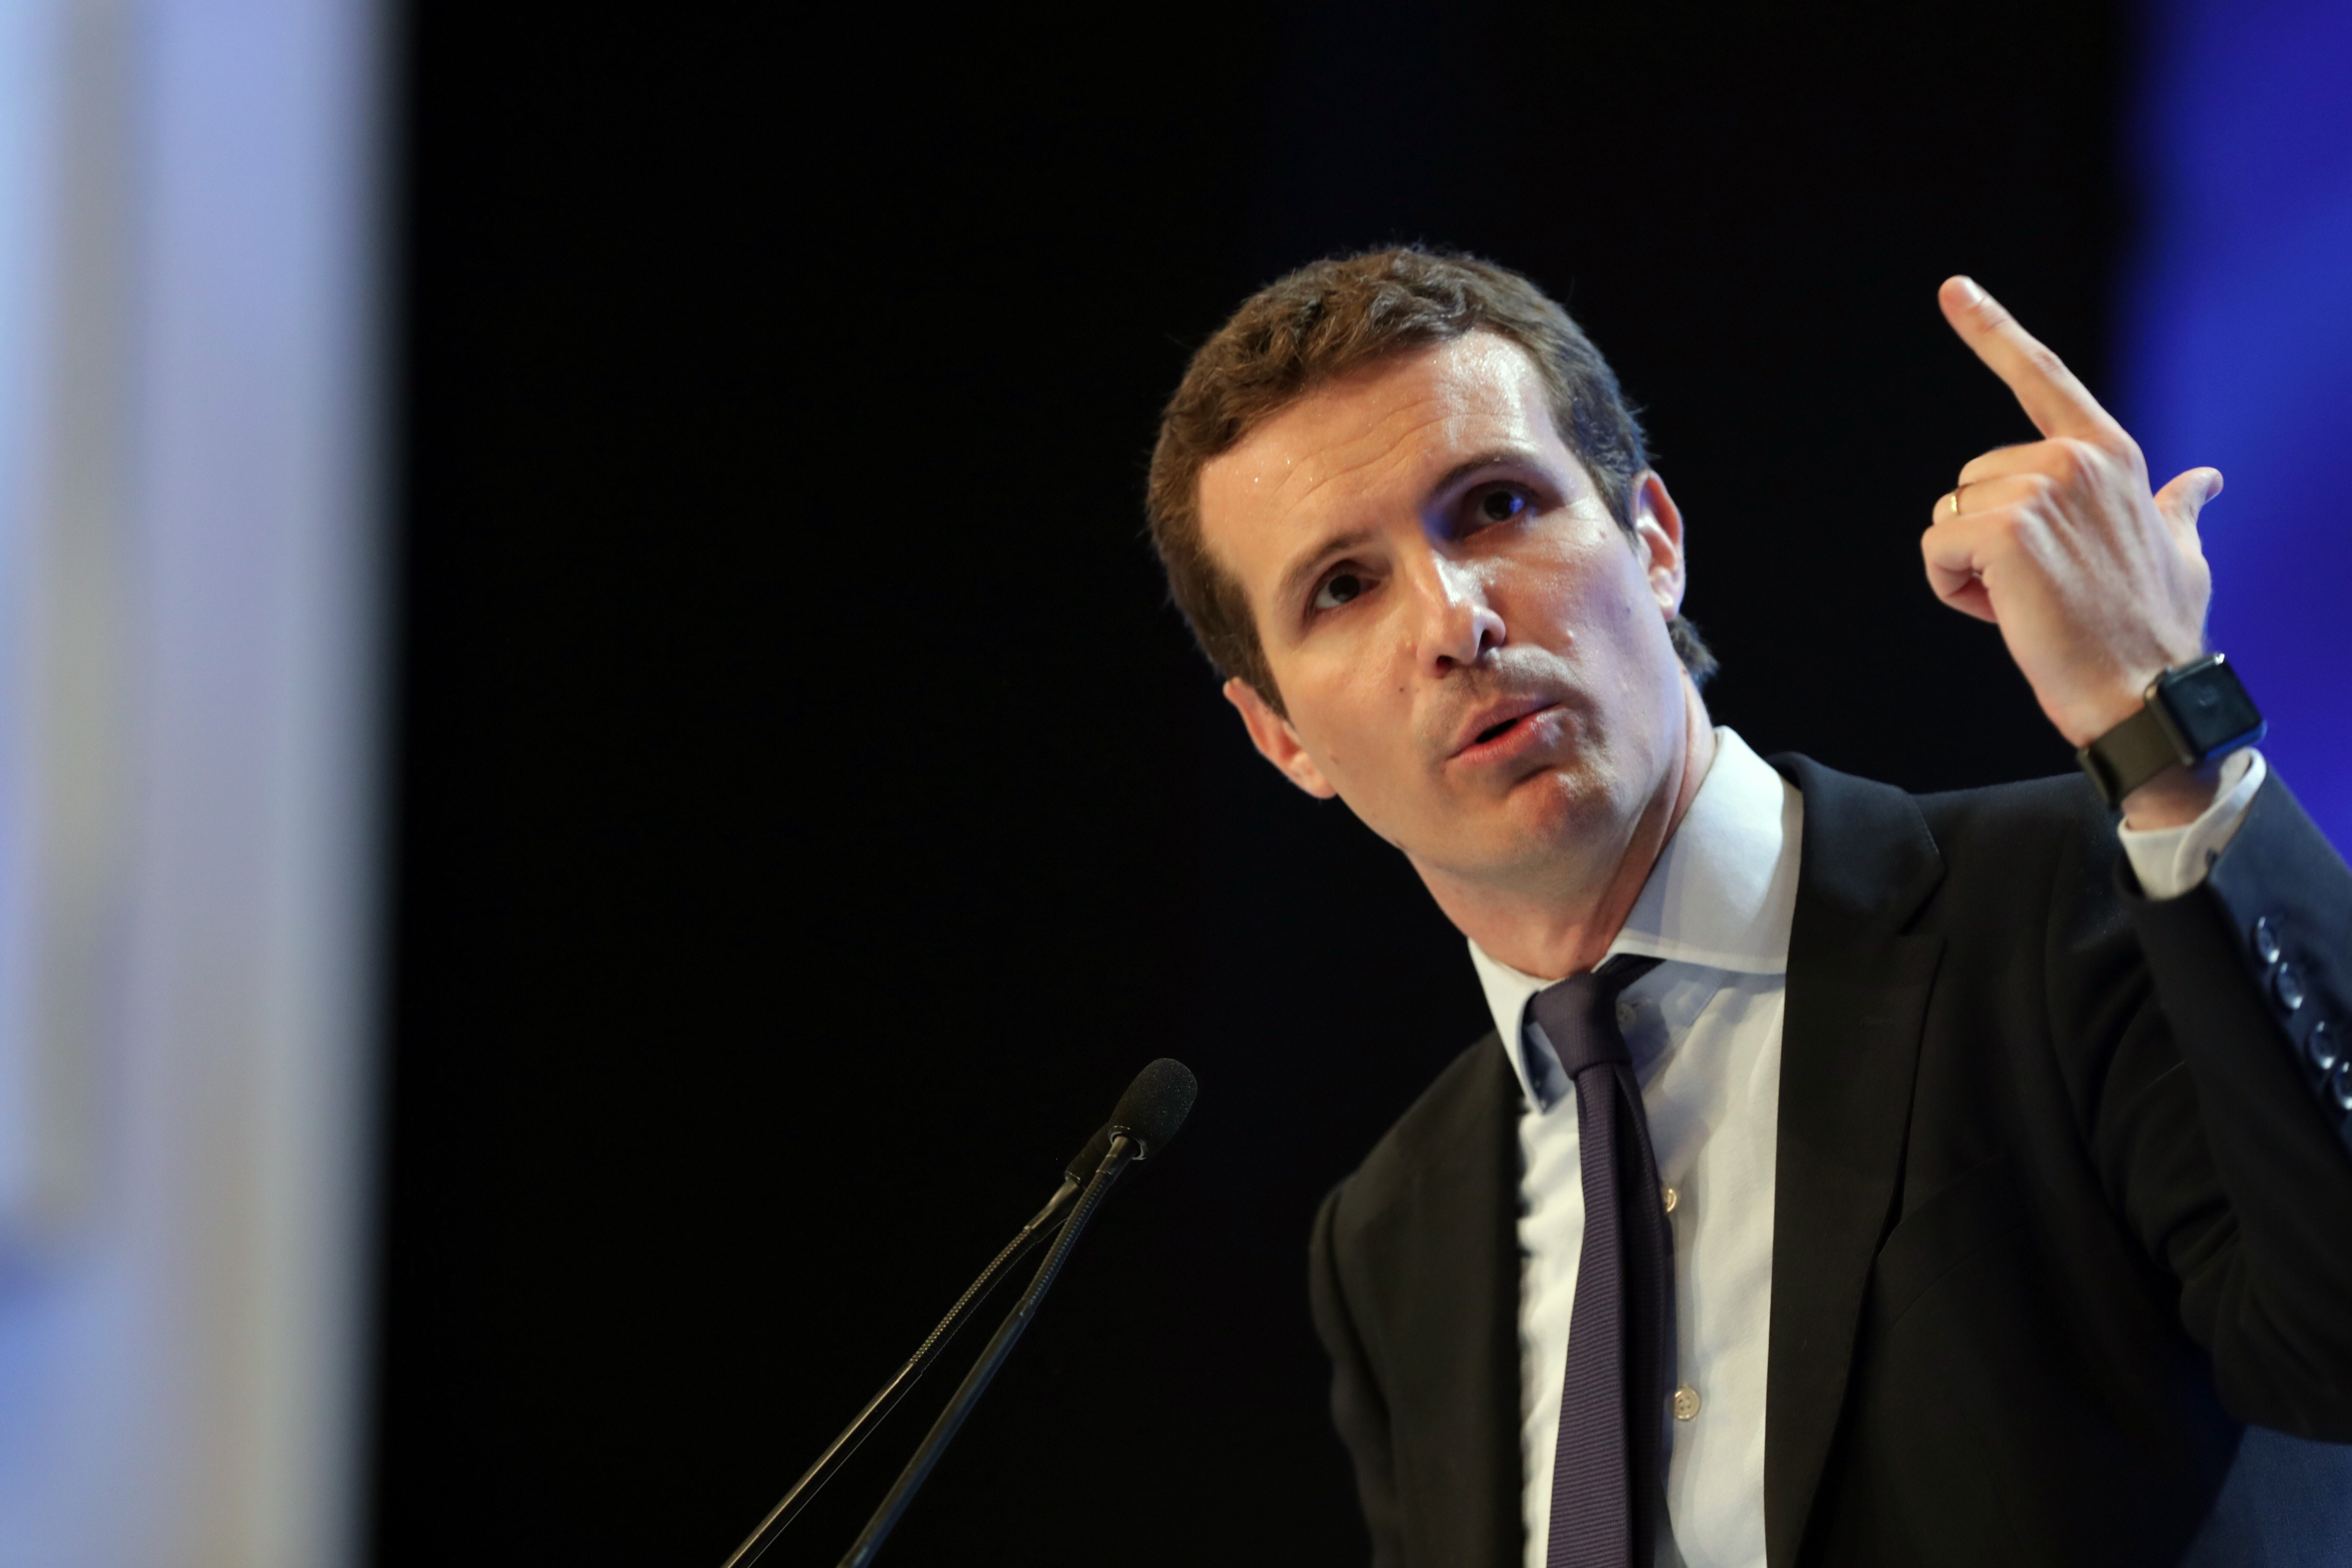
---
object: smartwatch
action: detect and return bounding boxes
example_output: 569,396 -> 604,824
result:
2076,653 -> 2266,808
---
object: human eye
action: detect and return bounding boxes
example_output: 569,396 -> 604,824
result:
1311,564 -> 1374,613
1465,482 -> 1532,526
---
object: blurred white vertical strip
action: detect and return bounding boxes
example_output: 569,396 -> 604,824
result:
0,0 -> 133,1260
0,0 -> 386,1560
136,0 -> 389,1559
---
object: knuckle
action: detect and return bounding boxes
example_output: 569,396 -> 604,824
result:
1958,442 -> 2023,485
2050,439 -> 2097,481
1990,505 -> 2045,550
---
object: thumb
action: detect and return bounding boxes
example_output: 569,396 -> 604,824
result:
2153,466 -> 2223,538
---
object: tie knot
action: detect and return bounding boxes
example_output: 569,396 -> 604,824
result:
1526,954 -> 1660,1078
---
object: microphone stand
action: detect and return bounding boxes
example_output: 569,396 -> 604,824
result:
719,1177 -> 1084,1568
836,1135 -> 1139,1567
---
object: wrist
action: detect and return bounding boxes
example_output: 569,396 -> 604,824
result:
2075,653 -> 2264,811
2060,677 -> 2166,751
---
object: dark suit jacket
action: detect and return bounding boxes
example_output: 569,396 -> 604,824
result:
1308,756 -> 2352,1568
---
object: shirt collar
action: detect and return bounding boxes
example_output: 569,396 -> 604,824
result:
1466,728 -> 1803,1108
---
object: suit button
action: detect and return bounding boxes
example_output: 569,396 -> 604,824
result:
1661,1185 -> 1679,1215
2311,1020 -> 2341,1073
2253,917 -> 2281,966
2275,964 -> 2306,1013
1673,1385 -> 1701,1421
2331,1060 -> 2352,1114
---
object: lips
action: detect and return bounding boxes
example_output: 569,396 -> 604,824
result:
1449,694 -> 1562,760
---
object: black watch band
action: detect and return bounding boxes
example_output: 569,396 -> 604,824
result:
2076,653 -> 2265,809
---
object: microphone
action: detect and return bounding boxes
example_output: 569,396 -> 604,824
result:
1062,1122 -> 1112,1186
1107,1055 -> 1197,1160
717,1133 -> 1096,1568
836,1058 -> 1196,1567
719,1061 -> 1194,1568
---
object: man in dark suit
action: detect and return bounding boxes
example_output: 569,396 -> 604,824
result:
1143,248 -> 2352,1566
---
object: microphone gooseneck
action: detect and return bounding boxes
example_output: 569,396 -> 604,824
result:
718,1176 -> 1080,1568
837,1131 -> 1143,1568
720,1062 -> 1196,1568
1062,1121 -> 1111,1187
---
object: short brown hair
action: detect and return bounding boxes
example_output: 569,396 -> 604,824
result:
1146,247 -> 1715,712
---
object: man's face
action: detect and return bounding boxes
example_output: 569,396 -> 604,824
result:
1196,331 -> 1693,893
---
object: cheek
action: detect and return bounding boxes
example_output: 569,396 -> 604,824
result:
1590,535 -> 1669,632
1509,534 -> 1642,648
1285,655 -> 1416,787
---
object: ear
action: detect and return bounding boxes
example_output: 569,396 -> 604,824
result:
1627,470 -> 1688,620
1221,677 -> 1339,799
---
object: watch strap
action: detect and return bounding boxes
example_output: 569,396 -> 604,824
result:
2077,700 -> 2189,809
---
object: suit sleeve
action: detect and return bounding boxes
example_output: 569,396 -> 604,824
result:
2081,770 -> 2352,1436
1310,1182 -> 1409,1567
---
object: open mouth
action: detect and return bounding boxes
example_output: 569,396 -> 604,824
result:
1453,697 -> 1560,759
1473,714 -> 1524,746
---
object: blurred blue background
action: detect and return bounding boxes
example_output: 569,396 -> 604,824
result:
2125,0 -> 2352,841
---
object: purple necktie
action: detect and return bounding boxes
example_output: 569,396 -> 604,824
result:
1528,954 -> 1671,1568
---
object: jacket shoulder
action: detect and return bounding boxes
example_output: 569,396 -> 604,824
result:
1767,752 -> 2115,941
1328,1031 -> 1514,1240
1911,770 -> 2112,859
1910,771 -> 2130,939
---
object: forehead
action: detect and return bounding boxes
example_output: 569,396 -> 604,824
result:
1197,332 -> 1561,561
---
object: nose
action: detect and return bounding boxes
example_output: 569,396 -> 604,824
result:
1411,550 -> 1504,673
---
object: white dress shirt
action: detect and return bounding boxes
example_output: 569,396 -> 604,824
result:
1468,730 -> 2264,1568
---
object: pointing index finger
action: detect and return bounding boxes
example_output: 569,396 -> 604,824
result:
1940,276 -> 2126,444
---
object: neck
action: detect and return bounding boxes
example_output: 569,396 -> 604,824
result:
1421,682 -> 1716,980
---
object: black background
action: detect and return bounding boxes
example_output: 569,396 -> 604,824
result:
372,3 -> 2126,1563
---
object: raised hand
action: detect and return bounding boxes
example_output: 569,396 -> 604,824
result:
1922,276 -> 2219,751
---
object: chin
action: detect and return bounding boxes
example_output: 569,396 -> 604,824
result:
1440,764 -> 1621,876
1515,751 -> 1620,826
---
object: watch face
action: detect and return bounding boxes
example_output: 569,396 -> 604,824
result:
2159,658 -> 2265,757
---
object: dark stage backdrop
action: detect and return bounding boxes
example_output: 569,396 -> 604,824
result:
372,3 -> 2126,1563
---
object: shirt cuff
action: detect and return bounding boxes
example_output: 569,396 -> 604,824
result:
2117,748 -> 2266,900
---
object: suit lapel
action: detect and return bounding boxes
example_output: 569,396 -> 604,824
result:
1763,756 -> 1946,1568
1351,1035 -> 1526,1567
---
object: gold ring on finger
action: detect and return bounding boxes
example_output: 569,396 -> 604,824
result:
1949,487 -> 1964,517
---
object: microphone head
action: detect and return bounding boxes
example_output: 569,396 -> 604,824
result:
1064,1122 -> 1112,1186
1108,1058 -> 1197,1160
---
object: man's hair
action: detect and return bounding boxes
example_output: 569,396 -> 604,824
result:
1146,247 -> 1716,713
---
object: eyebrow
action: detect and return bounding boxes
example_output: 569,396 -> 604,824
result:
1270,445 -> 1558,615
1275,527 -> 1376,616
1429,444 -> 1553,498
